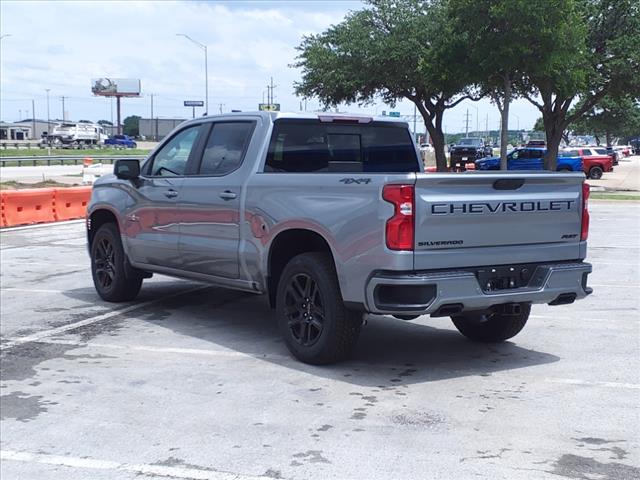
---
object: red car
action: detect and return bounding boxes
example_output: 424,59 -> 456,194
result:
564,147 -> 613,179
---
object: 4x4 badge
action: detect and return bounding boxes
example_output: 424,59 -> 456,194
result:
339,178 -> 371,185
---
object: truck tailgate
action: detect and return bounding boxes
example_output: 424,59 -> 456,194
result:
413,172 -> 585,270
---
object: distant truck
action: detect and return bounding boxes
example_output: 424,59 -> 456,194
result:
48,122 -> 108,147
449,138 -> 492,169
475,148 -> 583,172
104,135 -> 137,149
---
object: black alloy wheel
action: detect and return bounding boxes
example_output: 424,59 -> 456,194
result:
284,273 -> 325,347
94,236 -> 116,290
90,223 -> 143,302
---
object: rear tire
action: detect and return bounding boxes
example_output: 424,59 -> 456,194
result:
276,253 -> 361,365
91,223 -> 143,302
589,166 -> 603,179
451,304 -> 530,342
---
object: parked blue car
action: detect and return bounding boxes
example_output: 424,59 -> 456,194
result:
475,147 -> 583,172
104,135 -> 137,148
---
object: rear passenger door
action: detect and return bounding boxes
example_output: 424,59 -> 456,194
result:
178,120 -> 256,279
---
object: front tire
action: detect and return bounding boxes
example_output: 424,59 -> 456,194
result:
91,223 -> 143,302
451,304 -> 531,342
276,253 -> 361,365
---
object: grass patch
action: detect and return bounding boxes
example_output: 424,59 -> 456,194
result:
0,180 -> 82,190
0,148 -> 150,157
591,193 -> 640,201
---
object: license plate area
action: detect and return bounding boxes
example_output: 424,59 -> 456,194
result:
475,264 -> 536,292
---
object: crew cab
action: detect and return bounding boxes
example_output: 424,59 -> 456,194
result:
564,147 -> 613,179
475,147 -> 583,172
104,134 -> 137,148
87,112 -> 592,364
449,138 -> 492,169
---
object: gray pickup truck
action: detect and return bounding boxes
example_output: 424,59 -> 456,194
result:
87,112 -> 592,364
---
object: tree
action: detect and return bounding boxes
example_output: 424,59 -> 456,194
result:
448,0 -> 580,169
123,115 -> 140,137
533,117 -> 544,132
293,0 -> 476,171
523,0 -> 640,169
97,120 -> 113,126
571,95 -> 640,144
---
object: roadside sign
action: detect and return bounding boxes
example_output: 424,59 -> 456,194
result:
184,100 -> 204,107
389,111 -> 401,117
259,103 -> 280,111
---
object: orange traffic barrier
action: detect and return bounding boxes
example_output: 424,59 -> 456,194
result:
0,191 -> 7,227
2,188 -> 56,227
83,157 -> 93,167
54,186 -> 92,221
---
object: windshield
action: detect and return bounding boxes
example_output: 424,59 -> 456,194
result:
457,138 -> 482,146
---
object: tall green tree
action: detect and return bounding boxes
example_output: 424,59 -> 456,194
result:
523,0 -> 640,169
448,0 -> 579,169
293,0 -> 476,171
123,115 -> 140,137
571,95 -> 640,144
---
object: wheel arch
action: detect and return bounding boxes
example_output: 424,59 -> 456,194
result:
87,207 -> 120,248
266,228 -> 337,308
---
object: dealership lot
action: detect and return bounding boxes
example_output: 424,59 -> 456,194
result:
1,202 -> 638,479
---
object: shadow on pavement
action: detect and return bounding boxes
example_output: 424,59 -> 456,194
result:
63,283 -> 560,387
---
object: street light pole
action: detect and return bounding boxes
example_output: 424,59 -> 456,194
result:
176,33 -> 208,115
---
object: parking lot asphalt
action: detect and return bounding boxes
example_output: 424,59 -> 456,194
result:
1,201 -> 639,480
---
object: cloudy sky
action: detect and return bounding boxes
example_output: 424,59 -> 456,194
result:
1,0 -> 540,134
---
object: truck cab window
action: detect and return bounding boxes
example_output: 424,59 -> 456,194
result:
149,126 -> 200,176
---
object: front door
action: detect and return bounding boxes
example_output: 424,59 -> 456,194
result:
124,124 -> 204,268
178,121 -> 256,279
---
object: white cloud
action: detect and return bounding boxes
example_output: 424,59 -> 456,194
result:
0,0 -> 540,131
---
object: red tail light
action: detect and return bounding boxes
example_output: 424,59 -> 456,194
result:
581,183 -> 590,241
382,184 -> 414,251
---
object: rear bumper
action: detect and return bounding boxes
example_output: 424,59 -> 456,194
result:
365,262 -> 592,316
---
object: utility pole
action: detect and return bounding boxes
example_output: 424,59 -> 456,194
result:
413,104 -> 417,141
60,96 -> 68,121
45,89 -> 51,139
266,77 -> 277,106
464,108 -> 471,138
32,99 -> 36,140
485,113 -> 489,140
18,109 -> 21,120
218,103 -> 224,114
150,94 -> 154,140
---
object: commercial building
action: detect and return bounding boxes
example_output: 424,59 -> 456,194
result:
139,118 -> 187,140
0,122 -> 32,140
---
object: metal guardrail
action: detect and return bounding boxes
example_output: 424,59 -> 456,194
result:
0,155 -> 146,167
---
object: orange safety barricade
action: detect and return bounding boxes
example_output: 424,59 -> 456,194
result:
2,188 -> 56,227
54,186 -> 92,221
83,157 -> 93,167
0,191 -> 7,227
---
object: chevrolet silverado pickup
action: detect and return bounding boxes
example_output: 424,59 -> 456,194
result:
87,112 -> 592,364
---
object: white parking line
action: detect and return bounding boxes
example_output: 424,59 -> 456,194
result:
546,378 -> 640,389
0,450 -> 275,480
1,286 -> 207,350
0,219 -> 84,232
1,288 -> 66,294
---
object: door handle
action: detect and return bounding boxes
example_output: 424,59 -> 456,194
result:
219,190 -> 237,200
164,189 -> 178,198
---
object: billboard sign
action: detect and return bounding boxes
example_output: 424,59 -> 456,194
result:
91,78 -> 141,97
184,100 -> 204,107
259,103 -> 280,112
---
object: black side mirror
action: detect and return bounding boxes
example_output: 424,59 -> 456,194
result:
115,159 -> 140,180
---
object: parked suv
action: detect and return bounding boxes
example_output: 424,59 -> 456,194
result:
449,138 -> 492,170
87,112 -> 592,364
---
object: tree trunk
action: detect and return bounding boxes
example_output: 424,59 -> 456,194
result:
413,99 -> 448,172
544,118 -> 565,171
500,75 -> 511,170
424,121 -> 447,172
605,131 -> 611,147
